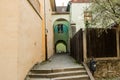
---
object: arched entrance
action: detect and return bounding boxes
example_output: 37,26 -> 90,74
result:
55,40 -> 67,53
53,18 -> 70,53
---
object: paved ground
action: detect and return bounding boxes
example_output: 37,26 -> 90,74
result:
33,53 -> 83,70
29,54 -> 89,80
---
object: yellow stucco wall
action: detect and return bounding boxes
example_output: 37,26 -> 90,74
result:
0,0 -> 46,80
0,0 -> 54,80
45,0 -> 54,58
18,0 -> 46,80
0,0 -> 19,80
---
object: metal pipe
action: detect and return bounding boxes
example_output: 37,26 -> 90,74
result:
44,0 -> 48,61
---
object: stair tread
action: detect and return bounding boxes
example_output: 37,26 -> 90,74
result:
31,66 -> 84,71
29,70 -> 87,75
29,75 -> 89,80
30,67 -> 85,74
53,75 -> 89,79
30,78 -> 50,80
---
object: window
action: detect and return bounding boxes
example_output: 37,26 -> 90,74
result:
58,24 -> 64,33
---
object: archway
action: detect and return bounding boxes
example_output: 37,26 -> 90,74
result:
53,18 -> 70,53
55,40 -> 67,53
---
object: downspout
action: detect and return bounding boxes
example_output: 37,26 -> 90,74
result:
44,0 -> 48,61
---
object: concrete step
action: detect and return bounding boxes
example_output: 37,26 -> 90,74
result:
29,75 -> 90,80
29,78 -> 50,80
25,54 -> 92,80
52,75 -> 90,80
29,70 -> 87,78
30,67 -> 84,74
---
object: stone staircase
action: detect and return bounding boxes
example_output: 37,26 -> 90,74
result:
26,66 -> 90,80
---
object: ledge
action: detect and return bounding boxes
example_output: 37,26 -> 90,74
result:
52,12 -> 70,15
88,57 -> 120,61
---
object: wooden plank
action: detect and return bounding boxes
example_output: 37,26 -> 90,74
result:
86,28 -> 117,58
82,63 -> 95,80
116,29 -> 120,57
83,29 -> 87,62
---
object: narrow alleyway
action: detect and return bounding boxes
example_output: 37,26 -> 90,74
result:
26,53 -> 91,80
33,53 -> 83,69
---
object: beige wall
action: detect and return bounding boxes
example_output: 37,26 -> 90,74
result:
45,0 -> 54,58
18,0 -> 46,80
0,0 -> 54,80
0,0 -> 19,80
0,0 -> 46,80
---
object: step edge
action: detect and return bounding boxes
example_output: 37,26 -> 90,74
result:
52,75 -> 89,79
30,67 -> 85,73
29,70 -> 87,75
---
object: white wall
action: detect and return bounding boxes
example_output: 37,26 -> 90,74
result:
70,3 -> 90,32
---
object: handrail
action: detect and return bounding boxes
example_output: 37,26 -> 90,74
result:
82,62 -> 95,80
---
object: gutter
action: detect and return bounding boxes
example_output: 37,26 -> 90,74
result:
44,0 -> 48,61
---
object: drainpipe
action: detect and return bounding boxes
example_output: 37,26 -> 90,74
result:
44,0 -> 48,61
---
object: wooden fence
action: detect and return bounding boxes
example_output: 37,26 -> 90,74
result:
86,28 -> 117,58
70,28 -> 118,62
70,29 -> 83,63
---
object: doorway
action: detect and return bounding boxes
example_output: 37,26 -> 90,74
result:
55,40 -> 67,53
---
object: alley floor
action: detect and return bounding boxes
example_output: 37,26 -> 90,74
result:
33,53 -> 83,70
28,53 -> 90,80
